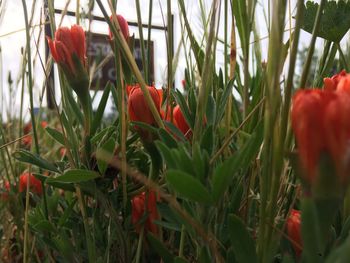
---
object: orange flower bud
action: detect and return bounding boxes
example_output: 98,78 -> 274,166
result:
47,25 -> 86,75
128,85 -> 161,126
19,172 -> 42,195
324,70 -> 346,91
131,191 -> 159,234
109,14 -> 129,41
286,209 -> 302,258
173,105 -> 191,137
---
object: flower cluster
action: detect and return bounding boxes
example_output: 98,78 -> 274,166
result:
291,71 -> 350,184
127,84 -> 192,140
131,191 -> 159,234
2,172 -> 42,200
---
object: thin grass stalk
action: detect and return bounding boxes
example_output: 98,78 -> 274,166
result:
135,0 -> 148,82
76,186 -> 96,262
299,0 -> 326,88
97,0 -> 164,129
258,0 -> 287,261
225,14 -> 237,140
23,167 -> 32,263
224,0 -> 228,85
147,0 -> 153,85
280,0 -> 303,151
193,0 -> 220,143
21,0 -> 39,156
113,39 -> 128,210
76,0 -> 80,25
167,0 -> 173,111
336,42 -> 350,72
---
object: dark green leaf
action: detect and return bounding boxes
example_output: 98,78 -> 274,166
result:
46,169 -> 100,183
166,170 -> 212,204
96,137 -> 116,175
302,1 -> 350,42
158,128 -> 178,148
91,82 -> 111,135
45,127 -> 66,145
13,150 -> 59,173
228,214 -> 258,263
147,233 -> 174,263
216,79 -> 234,125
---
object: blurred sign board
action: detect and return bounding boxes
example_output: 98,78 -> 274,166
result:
87,33 -> 154,89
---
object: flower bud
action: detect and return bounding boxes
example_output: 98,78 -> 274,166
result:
286,209 -> 302,258
128,85 -> 161,126
109,14 -> 129,41
131,191 -> 159,234
173,105 -> 191,138
19,172 -> 42,195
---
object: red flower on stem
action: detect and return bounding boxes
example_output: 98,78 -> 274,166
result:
47,25 -> 86,76
19,172 -> 42,195
286,209 -> 302,258
128,85 -> 162,126
291,84 -> 350,183
109,14 -> 129,41
131,191 -> 159,234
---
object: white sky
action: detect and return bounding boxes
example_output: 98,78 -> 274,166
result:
0,0 -> 338,122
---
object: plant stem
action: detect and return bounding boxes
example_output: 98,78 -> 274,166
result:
135,0 -> 148,82
98,0 -> 164,129
135,227 -> 145,263
76,186 -> 96,262
179,225 -> 186,257
299,0 -> 326,88
193,0 -> 220,143
336,42 -> 350,72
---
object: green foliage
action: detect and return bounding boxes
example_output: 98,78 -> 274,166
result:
302,1 -> 350,42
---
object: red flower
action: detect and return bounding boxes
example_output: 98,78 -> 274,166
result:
128,85 -> 161,126
291,88 -> 350,183
109,14 -> 129,41
47,25 -> 86,76
22,121 -> 48,147
19,172 -> 42,195
286,209 -> 302,258
1,181 -> 11,201
324,70 -> 347,91
173,105 -> 191,137
131,191 -> 159,234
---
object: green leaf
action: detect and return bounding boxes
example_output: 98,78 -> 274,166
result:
91,82 -> 111,135
166,170 -> 212,204
212,155 -> 240,203
163,121 -> 187,142
45,127 -> 66,145
228,214 -> 258,263
172,89 -> 194,129
46,169 -> 100,183
147,233 -> 174,263
174,257 -> 189,263
326,231 -> 350,263
158,128 -> 178,148
216,78 -> 234,125
302,1 -> 350,42
301,198 -> 323,263
96,137 -> 116,175
13,150 -> 59,173
155,141 -> 177,169
206,95 -> 216,126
